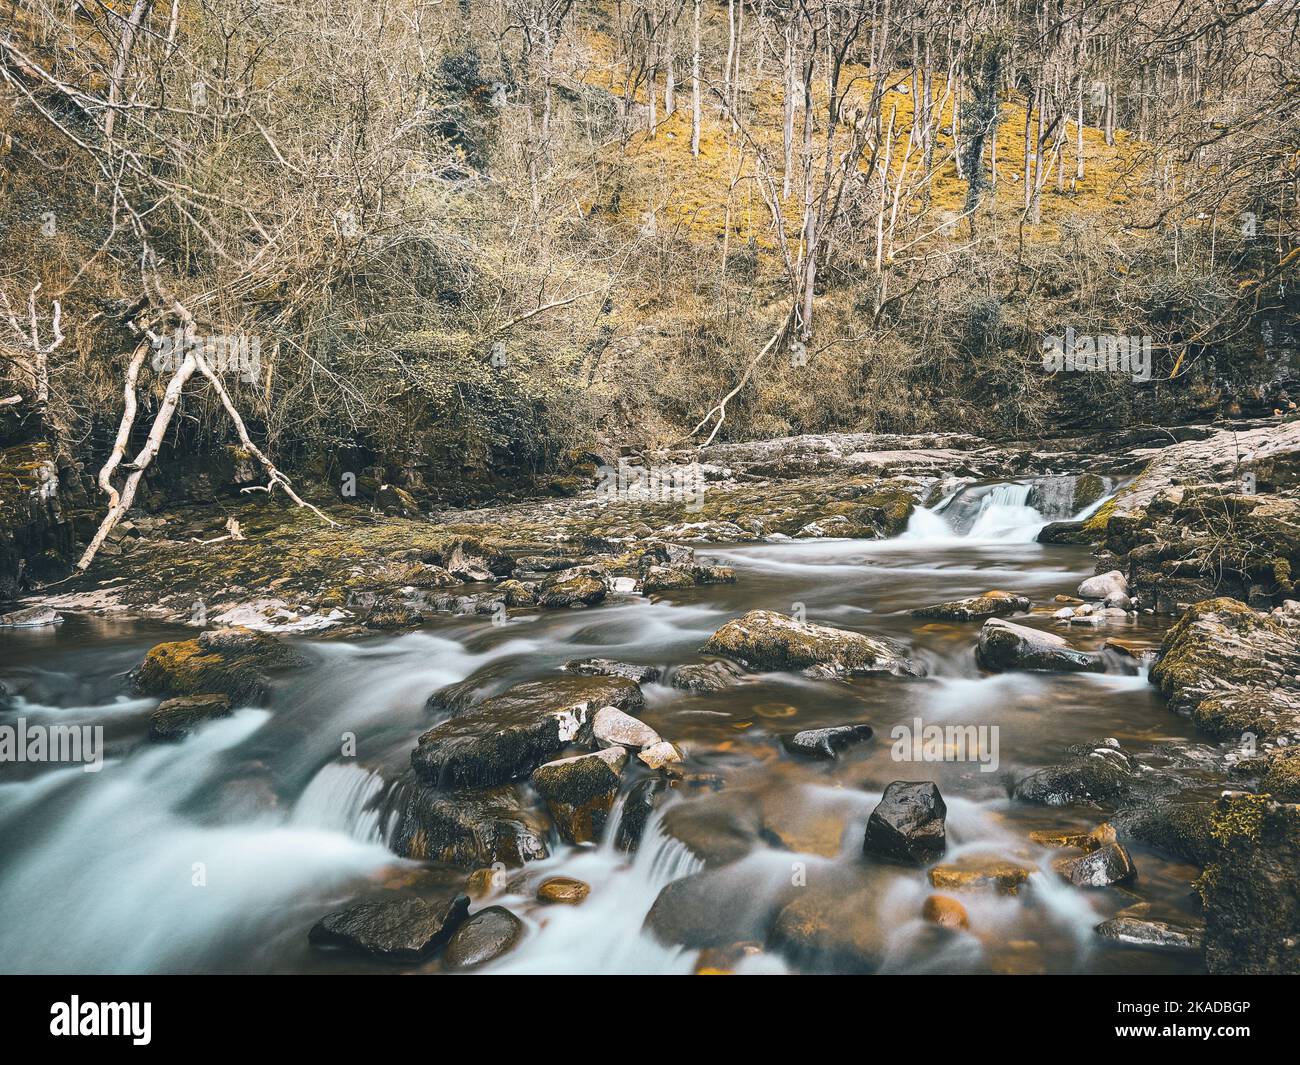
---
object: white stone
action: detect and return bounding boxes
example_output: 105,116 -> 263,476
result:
1079,570 -> 1128,600
637,740 -> 683,770
591,705 -> 660,750
0,605 -> 63,628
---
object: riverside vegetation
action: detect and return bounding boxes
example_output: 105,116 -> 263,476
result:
1,1 -> 1299,976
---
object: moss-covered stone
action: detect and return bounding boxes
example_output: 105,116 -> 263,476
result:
134,627 -> 304,703
701,609 -> 921,677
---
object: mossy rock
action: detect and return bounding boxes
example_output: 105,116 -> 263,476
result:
134,627 -> 305,703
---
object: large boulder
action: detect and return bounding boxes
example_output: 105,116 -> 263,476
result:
1079,570 -> 1128,600
1197,795 -> 1300,974
308,894 -> 469,963
147,693 -> 232,742
134,627 -> 306,703
410,675 -> 643,788
912,591 -> 1031,621
530,748 -> 626,844
1013,741 -> 1135,806
862,781 -> 947,865
390,781 -> 550,866
975,617 -> 1106,673
441,906 -> 524,970
701,610 -> 922,678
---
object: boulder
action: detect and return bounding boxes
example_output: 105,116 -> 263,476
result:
912,591 -> 1031,621
781,724 -> 874,760
441,906 -> 524,970
442,542 -> 494,581
862,781 -> 947,865
671,660 -> 747,692
591,705 -> 660,750
1053,842 -> 1137,887
701,609 -> 922,678
770,886 -> 885,973
308,894 -> 469,963
637,740 -> 683,770
530,748 -> 626,844
1013,749 -> 1134,807
0,605 -> 63,628
134,627 -> 306,703
410,675 -> 643,788
1036,520 -> 1091,545
975,617 -> 1106,673
1198,795 -> 1300,974
390,781 -> 550,866
536,574 -> 606,608
563,658 -> 662,684
147,693 -> 232,741
537,877 -> 590,905
645,868 -> 798,950
1079,570 -> 1128,600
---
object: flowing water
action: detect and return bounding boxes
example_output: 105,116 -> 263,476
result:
0,479 -> 1218,974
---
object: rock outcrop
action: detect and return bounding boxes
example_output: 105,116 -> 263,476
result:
701,610 -> 922,678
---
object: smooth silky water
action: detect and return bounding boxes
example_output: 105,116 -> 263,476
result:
0,481 -> 1217,974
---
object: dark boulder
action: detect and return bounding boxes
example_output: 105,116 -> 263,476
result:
134,627 -> 306,703
308,894 -> 469,963
563,658 -> 662,684
781,724 -> 873,760
530,748 -> 626,844
441,906 -> 524,970
975,618 -> 1106,673
1036,520 -> 1091,545
1053,842 -> 1137,887
390,781 -> 549,866
536,574 -> 606,608
862,781 -> 947,865
614,776 -> 669,852
147,693 -> 232,741
1095,915 -> 1202,951
913,591 -> 1031,621
702,609 -> 922,678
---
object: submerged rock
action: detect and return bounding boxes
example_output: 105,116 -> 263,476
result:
531,748 -> 626,844
913,591 -> 1031,621
771,885 -> 885,973
391,781 -> 550,866
701,609 -> 922,678
134,627 -> 306,703
147,693 -> 232,741
1053,842 -> 1137,887
645,867 -> 799,951
862,781 -> 947,865
928,856 -> 1034,895
922,894 -> 971,930
308,894 -> 470,963
410,675 -> 643,788
441,906 -> 524,970
781,724 -> 874,760
975,617 -> 1106,673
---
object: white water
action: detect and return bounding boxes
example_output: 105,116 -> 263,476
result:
901,476 -> 1117,546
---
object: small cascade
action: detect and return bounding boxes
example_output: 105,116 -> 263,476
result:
289,762 -> 390,844
906,475 -> 1120,543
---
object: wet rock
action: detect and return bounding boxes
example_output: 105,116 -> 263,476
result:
591,705 -> 660,750
1013,751 -> 1134,807
563,658 -> 662,684
537,876 -> 590,905
1036,520 -> 1091,545
308,894 -> 469,963
410,675 -> 643,788
637,740 -> 683,770
1111,800 -> 1217,865
929,856 -> 1034,895
512,554 -> 576,574
0,605 -> 63,628
913,591 -> 1031,621
443,541 -> 494,581
423,676 -> 484,718
702,609 -> 922,678
922,895 -> 971,930
466,867 -> 508,899
670,660 -> 747,692
1053,842 -> 1137,887
496,579 -> 536,607
781,723 -> 874,760
770,885 -> 885,973
1029,823 -> 1116,852
531,748 -> 626,844
1095,916 -> 1203,951
391,781 -> 550,866
134,627 -> 306,703
441,906 -> 524,970
641,563 -> 736,594
638,540 -> 695,569
862,781 -> 947,865
536,574 -> 606,608
694,942 -> 764,974
975,618 -> 1106,673
1079,570 -> 1128,600
1198,795 -> 1300,974
147,693 -> 232,741
613,776 -> 668,852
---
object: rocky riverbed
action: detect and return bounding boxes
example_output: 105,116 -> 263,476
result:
2,417 -> 1298,974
